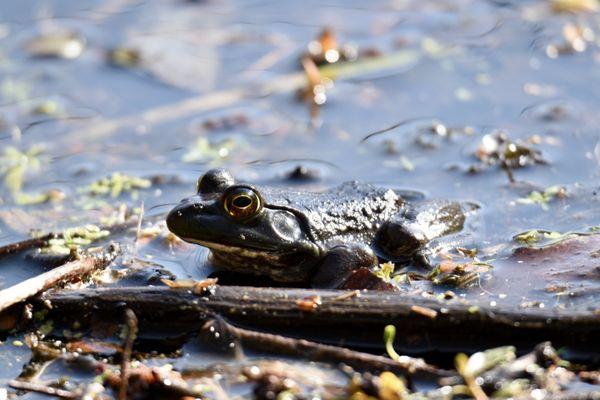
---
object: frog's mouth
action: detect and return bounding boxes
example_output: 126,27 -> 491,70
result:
180,237 -> 286,255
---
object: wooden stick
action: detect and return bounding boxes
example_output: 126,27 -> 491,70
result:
0,246 -> 118,313
0,234 -> 54,258
204,317 -> 450,378
8,380 -> 80,399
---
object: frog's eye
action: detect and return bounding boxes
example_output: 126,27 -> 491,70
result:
223,186 -> 263,219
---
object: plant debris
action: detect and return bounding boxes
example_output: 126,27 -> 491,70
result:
106,47 -> 142,68
0,145 -> 52,204
472,131 -> 546,181
303,28 -> 357,66
84,173 -> 151,198
512,228 -> 590,247
182,137 -> 236,164
517,185 -> 566,210
429,260 -> 493,288
40,224 -> 110,255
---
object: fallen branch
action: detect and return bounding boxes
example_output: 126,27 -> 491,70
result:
8,379 -> 80,399
39,286 -> 600,356
0,245 -> 119,313
204,317 -> 450,379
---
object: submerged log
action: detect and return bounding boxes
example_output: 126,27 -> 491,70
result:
39,286 -> 600,355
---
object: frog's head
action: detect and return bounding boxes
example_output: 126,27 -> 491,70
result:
166,169 -> 322,282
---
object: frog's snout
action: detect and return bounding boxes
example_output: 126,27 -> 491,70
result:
166,201 -> 201,235
166,205 -> 183,235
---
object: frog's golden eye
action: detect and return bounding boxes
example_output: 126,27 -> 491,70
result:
223,186 -> 263,219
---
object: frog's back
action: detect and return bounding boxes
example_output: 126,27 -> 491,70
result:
262,182 -> 411,243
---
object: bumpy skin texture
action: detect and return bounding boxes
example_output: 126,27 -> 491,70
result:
167,169 -> 467,287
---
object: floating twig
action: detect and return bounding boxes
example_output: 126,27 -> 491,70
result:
0,234 -> 54,258
0,245 -> 119,313
8,379 -> 80,399
204,316 -> 445,378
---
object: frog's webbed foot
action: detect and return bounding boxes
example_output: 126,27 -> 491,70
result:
378,201 -> 467,263
311,244 -> 378,289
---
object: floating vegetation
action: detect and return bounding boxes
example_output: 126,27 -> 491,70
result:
31,100 -> 62,116
84,173 -> 151,198
0,145 -> 58,205
303,28 -> 357,66
106,47 -> 141,68
182,137 -> 236,164
517,185 -> 566,210
25,32 -> 85,59
13,189 -> 65,206
40,225 -> 110,255
374,261 -> 396,281
455,346 -> 518,400
472,131 -> 546,181
0,146 -> 44,194
429,260 -> 493,288
513,228 -> 588,247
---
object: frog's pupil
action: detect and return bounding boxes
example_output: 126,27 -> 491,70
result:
233,195 -> 252,208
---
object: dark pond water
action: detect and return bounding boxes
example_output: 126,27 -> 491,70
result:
0,0 -> 599,395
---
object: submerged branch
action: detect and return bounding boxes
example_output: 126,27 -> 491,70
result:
204,316 -> 450,378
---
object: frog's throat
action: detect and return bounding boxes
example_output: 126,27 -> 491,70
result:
182,237 -> 320,283
180,237 -> 322,258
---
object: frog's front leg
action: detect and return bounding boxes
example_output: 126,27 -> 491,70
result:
377,201 -> 466,263
310,244 -> 378,288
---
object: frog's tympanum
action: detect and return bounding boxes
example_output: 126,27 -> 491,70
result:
167,169 -> 469,288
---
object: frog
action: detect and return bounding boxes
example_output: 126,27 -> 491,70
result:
166,168 -> 469,288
